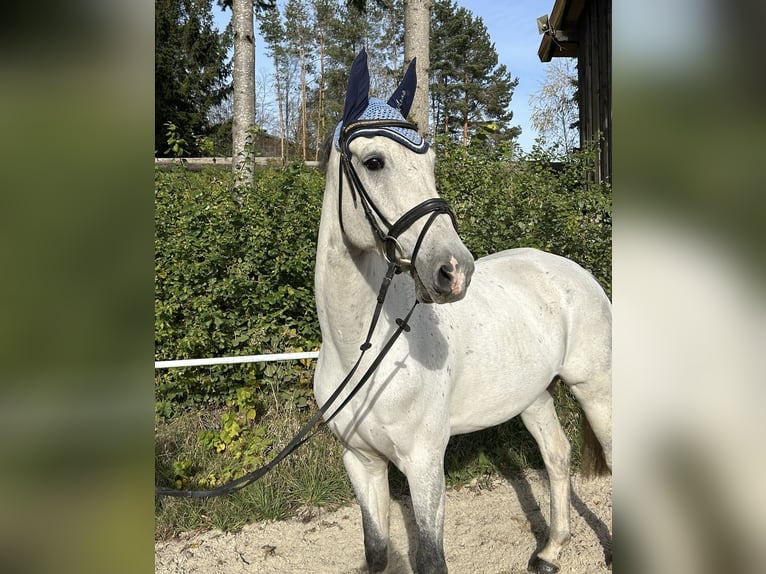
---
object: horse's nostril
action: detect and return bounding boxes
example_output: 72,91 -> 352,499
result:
436,264 -> 453,294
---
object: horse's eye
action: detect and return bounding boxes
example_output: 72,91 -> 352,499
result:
363,157 -> 385,171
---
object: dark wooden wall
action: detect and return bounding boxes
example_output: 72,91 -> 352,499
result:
577,0 -> 611,183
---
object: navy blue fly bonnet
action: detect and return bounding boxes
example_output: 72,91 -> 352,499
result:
334,48 -> 428,154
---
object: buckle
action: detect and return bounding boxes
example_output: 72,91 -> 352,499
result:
383,236 -> 411,270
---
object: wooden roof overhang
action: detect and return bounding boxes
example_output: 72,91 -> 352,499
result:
538,0 -> 586,61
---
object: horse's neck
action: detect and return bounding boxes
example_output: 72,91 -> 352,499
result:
315,191 -> 389,355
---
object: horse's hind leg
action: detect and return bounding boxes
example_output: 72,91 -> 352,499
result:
521,391 -> 572,574
343,448 -> 391,573
558,295 -> 612,473
565,369 -> 612,472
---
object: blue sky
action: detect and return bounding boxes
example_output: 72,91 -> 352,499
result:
213,0 -> 554,152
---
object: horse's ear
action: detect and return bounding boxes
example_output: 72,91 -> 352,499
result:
342,48 -> 370,125
387,57 -> 417,118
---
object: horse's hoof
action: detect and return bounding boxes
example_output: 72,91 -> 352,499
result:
528,556 -> 559,574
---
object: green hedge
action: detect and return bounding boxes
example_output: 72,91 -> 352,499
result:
155,164 -> 323,417
435,140 -> 611,294
155,143 -> 610,417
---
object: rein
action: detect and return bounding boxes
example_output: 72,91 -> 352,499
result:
155,120 -> 456,499
155,265 -> 416,498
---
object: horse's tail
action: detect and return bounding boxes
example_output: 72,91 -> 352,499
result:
580,414 -> 610,479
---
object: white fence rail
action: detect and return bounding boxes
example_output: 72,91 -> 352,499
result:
155,351 -> 319,369
154,157 -> 320,170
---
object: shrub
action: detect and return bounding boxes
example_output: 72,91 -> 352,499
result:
435,138 -> 611,295
155,164 -> 323,415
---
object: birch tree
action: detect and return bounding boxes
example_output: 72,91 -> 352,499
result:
529,58 -> 579,159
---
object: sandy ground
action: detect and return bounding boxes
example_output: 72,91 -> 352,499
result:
155,471 -> 612,574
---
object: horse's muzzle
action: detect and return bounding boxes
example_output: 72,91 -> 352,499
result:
416,253 -> 474,304
434,256 -> 473,299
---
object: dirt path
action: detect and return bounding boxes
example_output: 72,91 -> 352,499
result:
155,471 -> 611,573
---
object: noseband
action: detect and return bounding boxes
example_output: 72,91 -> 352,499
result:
337,119 -> 457,270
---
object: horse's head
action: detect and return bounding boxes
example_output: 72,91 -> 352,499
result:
327,49 -> 474,304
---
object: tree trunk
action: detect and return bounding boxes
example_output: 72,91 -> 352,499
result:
404,0 -> 431,138
275,71 -> 285,163
300,45 -> 307,161
232,0 -> 255,190
316,32 -> 326,161
462,73 -> 469,146
443,77 -> 449,135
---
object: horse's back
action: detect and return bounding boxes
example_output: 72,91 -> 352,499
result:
475,247 -> 610,347
474,247 -> 609,313
478,247 -> 598,281
445,248 -> 610,433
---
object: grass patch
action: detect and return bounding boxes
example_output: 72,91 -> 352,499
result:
155,399 -> 353,539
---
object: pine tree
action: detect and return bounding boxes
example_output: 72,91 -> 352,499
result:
305,0 -> 401,144
363,0 -> 405,98
258,3 -> 289,160
284,0 -> 314,161
430,0 -> 519,147
244,0 -> 521,157
155,0 -> 232,157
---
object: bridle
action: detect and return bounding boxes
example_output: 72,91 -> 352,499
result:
337,119 -> 458,271
155,120 -> 460,499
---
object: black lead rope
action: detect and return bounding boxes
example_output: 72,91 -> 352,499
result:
155,261 -> 416,499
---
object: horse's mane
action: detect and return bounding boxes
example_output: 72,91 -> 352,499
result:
319,133 -> 334,174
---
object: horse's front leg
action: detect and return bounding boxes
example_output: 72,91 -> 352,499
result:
401,441 -> 449,574
521,391 -> 573,574
343,448 -> 391,574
